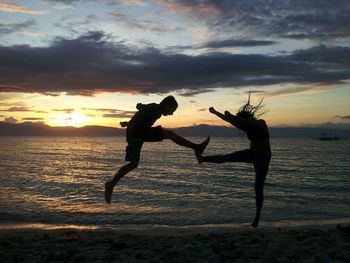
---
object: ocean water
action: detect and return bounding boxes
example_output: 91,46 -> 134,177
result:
0,136 -> 349,228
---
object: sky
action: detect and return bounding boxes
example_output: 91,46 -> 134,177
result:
0,0 -> 350,128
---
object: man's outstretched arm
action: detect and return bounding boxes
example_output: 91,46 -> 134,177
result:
136,103 -> 146,110
120,121 -> 129,127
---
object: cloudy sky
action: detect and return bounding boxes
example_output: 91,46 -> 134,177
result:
0,0 -> 349,128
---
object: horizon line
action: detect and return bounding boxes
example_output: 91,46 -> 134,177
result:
1,121 -> 350,129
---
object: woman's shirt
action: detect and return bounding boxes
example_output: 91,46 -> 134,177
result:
245,123 -> 271,152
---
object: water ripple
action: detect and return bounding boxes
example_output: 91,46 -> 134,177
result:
0,136 -> 349,226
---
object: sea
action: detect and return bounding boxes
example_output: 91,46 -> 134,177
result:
0,136 -> 349,229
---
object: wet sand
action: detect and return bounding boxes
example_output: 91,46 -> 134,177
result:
1,222 -> 349,262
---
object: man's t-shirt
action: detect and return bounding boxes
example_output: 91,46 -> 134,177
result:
126,103 -> 162,139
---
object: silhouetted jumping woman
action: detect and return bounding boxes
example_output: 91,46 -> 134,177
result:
105,95 -> 210,203
195,95 -> 271,228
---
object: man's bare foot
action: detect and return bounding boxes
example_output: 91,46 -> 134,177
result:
104,181 -> 114,204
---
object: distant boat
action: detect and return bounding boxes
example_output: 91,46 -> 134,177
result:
319,133 -> 340,141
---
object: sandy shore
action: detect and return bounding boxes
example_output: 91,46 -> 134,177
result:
1,223 -> 349,262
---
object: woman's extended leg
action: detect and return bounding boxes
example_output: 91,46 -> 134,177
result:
196,149 -> 254,164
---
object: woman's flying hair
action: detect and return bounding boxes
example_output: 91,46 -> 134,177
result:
237,93 -> 265,120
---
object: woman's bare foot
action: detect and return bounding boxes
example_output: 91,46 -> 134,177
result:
195,136 -> 210,164
251,217 -> 259,228
197,136 -> 210,155
195,150 -> 204,164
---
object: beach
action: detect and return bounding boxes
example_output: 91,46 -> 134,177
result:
1,223 -> 349,263
1,137 -> 350,262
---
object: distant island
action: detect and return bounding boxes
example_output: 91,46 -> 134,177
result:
1,122 -> 350,138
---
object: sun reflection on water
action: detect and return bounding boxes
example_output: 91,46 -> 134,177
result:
0,137 -> 350,226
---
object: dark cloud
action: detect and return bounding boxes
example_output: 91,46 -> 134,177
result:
178,89 -> 216,97
198,39 -> 277,49
54,14 -> 100,35
260,86 -> 317,97
83,107 -> 135,118
44,1 -> 350,40
109,12 -> 170,33
335,115 -> 350,120
289,45 -> 350,66
243,90 -> 266,94
0,20 -> 35,35
22,117 -> 44,120
168,39 -> 277,53
158,0 -> 350,40
0,106 -> 49,114
83,107 -> 135,114
4,117 -> 18,123
270,12 -> 350,39
45,0 -> 80,3
51,108 -> 75,113
102,113 -> 133,118
0,31 -> 350,96
0,106 -> 32,112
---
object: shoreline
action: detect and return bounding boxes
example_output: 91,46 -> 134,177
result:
1,217 -> 350,235
1,221 -> 349,262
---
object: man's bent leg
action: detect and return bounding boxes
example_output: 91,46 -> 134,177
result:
112,160 -> 139,184
105,160 -> 139,203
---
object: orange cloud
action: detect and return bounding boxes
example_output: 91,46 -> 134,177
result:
0,2 -> 49,15
156,0 -> 221,15
260,84 -> 334,98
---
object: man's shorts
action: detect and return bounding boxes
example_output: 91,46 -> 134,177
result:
125,126 -> 164,161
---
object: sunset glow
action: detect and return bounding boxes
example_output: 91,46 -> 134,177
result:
0,0 -> 349,129
1,2 -> 350,257
48,112 -> 93,127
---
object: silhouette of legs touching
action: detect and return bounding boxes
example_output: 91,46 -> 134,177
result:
163,130 -> 210,154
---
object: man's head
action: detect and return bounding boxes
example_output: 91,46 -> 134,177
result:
160,95 -> 178,116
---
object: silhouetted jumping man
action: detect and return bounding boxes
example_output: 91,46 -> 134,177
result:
105,95 -> 210,203
195,95 -> 271,228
